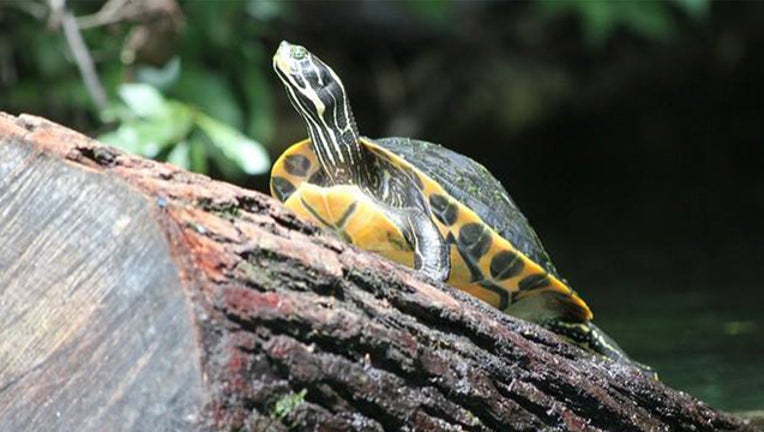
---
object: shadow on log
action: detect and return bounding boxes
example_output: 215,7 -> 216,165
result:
0,112 -> 757,432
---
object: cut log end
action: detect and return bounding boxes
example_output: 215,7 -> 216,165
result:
0,113 -> 758,432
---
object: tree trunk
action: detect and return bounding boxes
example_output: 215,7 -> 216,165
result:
0,112 -> 757,432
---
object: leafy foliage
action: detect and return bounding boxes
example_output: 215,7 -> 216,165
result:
100,83 -> 269,176
0,0 -> 714,181
536,0 -> 710,47
0,0 -> 279,179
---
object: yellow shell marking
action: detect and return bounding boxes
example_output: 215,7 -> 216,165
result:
271,139 -> 593,322
285,183 -> 415,268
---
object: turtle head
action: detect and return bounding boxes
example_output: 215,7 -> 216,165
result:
274,41 -> 364,184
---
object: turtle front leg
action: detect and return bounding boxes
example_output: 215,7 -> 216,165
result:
405,210 -> 450,281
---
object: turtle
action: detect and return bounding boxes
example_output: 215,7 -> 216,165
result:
270,41 -> 649,372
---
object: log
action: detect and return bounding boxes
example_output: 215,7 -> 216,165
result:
0,112 -> 757,432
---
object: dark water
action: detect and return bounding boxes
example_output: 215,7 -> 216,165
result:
599,284 -> 763,412
546,229 -> 764,412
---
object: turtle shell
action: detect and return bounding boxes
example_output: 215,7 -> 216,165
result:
375,137 -> 559,279
270,137 -> 592,322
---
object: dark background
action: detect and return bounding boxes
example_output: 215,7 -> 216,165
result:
1,0 -> 762,412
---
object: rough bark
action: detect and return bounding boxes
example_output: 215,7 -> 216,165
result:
0,112 -> 757,432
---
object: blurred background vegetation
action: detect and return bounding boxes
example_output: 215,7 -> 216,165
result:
1,0 -> 762,413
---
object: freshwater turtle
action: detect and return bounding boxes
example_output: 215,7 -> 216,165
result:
270,41 -> 644,368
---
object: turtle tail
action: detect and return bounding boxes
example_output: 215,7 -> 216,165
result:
543,318 -> 658,379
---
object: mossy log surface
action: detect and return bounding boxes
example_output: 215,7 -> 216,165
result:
0,113 -> 757,432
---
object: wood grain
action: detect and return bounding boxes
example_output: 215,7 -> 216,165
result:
0,133 -> 202,430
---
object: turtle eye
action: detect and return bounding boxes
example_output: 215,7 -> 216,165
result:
290,45 -> 307,60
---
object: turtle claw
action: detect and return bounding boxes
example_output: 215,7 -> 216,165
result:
544,319 -> 657,377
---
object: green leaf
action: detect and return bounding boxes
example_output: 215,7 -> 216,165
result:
672,0 -> 709,20
195,113 -> 270,175
99,123 -> 142,154
99,100 -> 193,157
245,0 -> 287,21
403,0 -> 452,26
535,0 -> 677,47
100,119 -> 169,157
619,1 -> 675,42
167,140 -> 191,169
118,83 -> 169,118
99,101 -> 135,124
163,101 -> 195,137
135,56 -> 182,90
188,135 -> 209,174
172,67 -> 243,128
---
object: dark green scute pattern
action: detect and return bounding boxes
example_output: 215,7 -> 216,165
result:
272,177 -> 296,202
373,137 -> 561,279
490,250 -> 523,280
283,154 -> 312,176
429,194 -> 458,226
